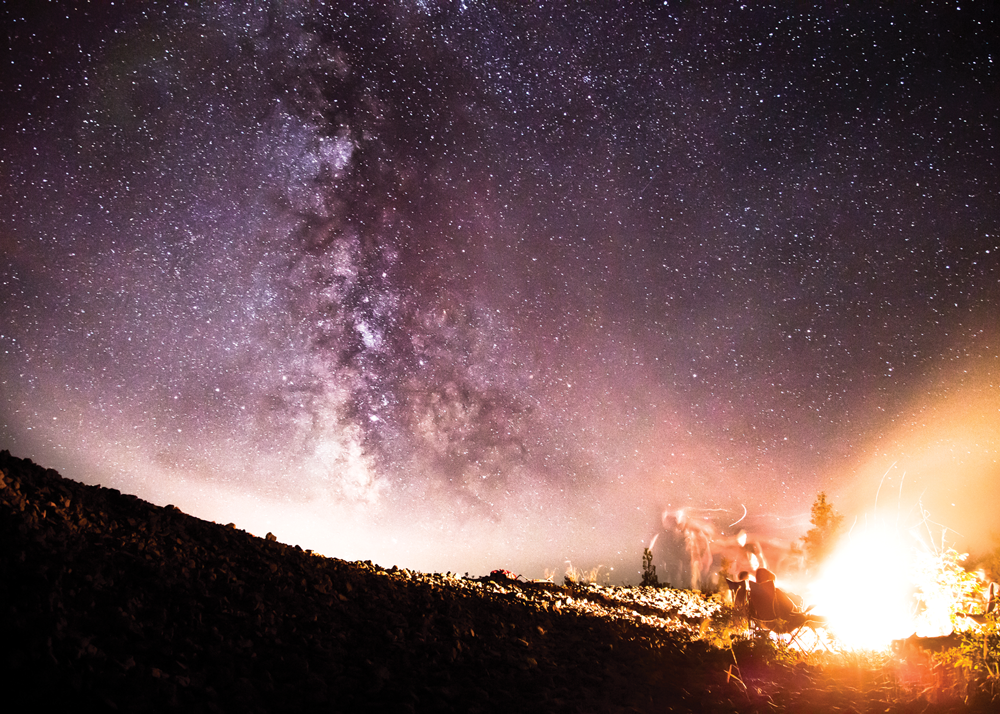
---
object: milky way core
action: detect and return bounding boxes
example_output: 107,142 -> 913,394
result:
2,2 -> 998,579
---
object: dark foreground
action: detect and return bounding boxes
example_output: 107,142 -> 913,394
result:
0,451 -> 991,713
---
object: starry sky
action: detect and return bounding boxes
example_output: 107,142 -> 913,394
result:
2,1 -> 998,580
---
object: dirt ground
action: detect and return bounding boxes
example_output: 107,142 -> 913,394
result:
1,450 -> 994,713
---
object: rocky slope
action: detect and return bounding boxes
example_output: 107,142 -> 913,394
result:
0,451 -> 989,712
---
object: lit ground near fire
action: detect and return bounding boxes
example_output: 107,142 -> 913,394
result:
1,450 -> 995,713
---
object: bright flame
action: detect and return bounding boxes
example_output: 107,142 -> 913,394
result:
808,524 -> 916,650
807,518 -> 985,651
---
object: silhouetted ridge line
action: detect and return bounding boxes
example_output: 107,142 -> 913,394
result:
0,450 -> 736,713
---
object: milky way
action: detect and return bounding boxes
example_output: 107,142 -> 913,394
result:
2,2 -> 998,579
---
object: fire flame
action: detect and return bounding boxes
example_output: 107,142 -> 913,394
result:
805,516 -> 987,651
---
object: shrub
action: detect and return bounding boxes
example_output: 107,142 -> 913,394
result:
641,547 -> 659,587
801,492 -> 844,569
935,616 -> 1000,706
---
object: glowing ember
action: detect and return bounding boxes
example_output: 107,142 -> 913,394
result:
806,516 -> 986,651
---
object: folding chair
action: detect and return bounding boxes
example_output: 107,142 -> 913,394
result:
747,568 -> 826,650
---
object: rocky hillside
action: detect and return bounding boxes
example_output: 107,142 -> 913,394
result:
0,450 -> 991,712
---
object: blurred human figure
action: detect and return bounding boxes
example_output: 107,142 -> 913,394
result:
671,509 -> 714,590
714,530 -> 766,577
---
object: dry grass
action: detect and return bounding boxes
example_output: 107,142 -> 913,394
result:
561,561 -> 610,586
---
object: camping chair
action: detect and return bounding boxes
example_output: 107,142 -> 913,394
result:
747,568 -> 826,650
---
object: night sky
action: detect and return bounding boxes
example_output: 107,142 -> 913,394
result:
2,1 -> 998,580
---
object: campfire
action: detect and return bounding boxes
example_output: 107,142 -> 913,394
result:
733,533 -> 990,657
804,515 -> 990,653
728,511 -> 997,668
651,496 -> 996,657
707,500 -> 1000,708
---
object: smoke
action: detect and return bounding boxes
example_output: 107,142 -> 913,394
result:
832,362 -> 1000,556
